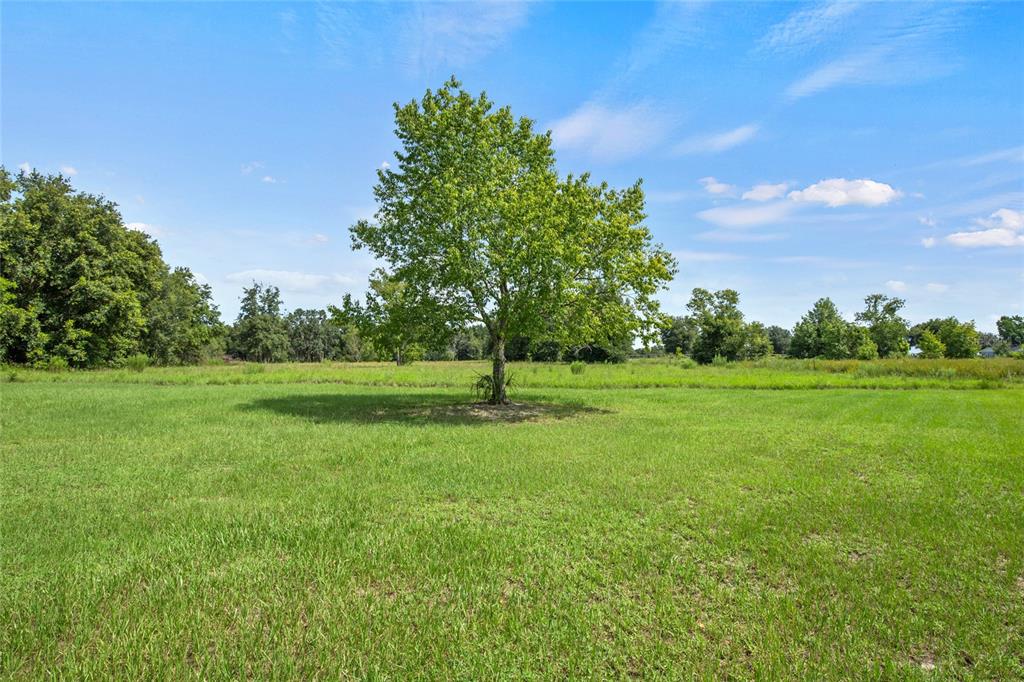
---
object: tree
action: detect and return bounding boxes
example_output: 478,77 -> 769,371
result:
1,168 -> 220,367
997,315 -> 1024,345
662,316 -> 696,356
339,272 -> 443,365
937,318 -> 980,358
229,282 -> 289,362
789,298 -> 875,359
142,267 -> 224,365
917,329 -> 946,358
739,322 -> 774,361
684,288 -> 768,363
765,325 -> 792,356
349,79 -> 676,403
855,293 -> 909,358
286,308 -> 348,362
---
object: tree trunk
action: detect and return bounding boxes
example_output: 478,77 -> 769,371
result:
490,338 -> 508,405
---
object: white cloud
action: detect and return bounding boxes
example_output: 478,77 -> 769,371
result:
699,177 -> 736,196
788,178 -> 901,207
697,201 -> 794,228
943,208 -> 1024,248
225,269 -> 355,293
126,222 -> 164,237
921,237 -> 937,248
917,216 -> 937,227
945,229 -> 1024,248
261,175 -> 278,184
549,101 -> 674,162
925,283 -> 949,293
18,162 -> 31,173
241,161 -> 264,175
310,233 -> 329,244
696,230 -> 787,243
60,165 -> 78,176
380,161 -> 390,170
742,183 -> 789,202
675,124 -> 759,155
974,208 -> 1023,231
885,280 -> 908,293
673,249 -> 743,263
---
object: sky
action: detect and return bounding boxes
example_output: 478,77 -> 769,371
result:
3,1 -> 1023,330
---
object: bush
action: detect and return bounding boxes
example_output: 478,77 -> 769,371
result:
44,356 -> 69,372
570,361 -> 585,375
711,354 -> 728,367
674,355 -> 697,369
125,353 -> 150,372
243,363 -> 266,374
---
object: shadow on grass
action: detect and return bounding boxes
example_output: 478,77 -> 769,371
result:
243,393 -> 609,426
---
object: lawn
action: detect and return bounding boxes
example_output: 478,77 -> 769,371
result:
2,361 -> 1023,678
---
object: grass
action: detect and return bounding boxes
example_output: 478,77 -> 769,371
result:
2,361 -> 1023,678
4,355 -> 1023,390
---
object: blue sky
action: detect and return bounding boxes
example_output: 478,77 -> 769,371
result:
4,1 -> 1022,330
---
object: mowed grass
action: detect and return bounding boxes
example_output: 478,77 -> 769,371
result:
2,364 -> 1023,678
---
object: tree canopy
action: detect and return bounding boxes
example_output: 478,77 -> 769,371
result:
349,78 -> 676,402
0,168 -> 223,367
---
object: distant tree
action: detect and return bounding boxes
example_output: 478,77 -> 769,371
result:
685,288 -> 769,363
662,316 -> 696,356
937,318 -> 980,358
453,326 -> 487,360
765,325 -> 792,355
340,272 -> 443,365
855,293 -> 909,357
978,332 -> 1001,349
997,315 -> 1024,345
739,322 -> 773,361
348,78 -> 676,403
286,308 -> 347,362
917,329 -> 946,359
568,332 -> 633,364
142,267 -> 224,365
229,283 -> 289,362
790,298 -> 851,359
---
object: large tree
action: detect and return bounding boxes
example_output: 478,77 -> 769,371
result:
0,168 -> 221,367
350,79 -> 676,403
228,282 -> 289,362
685,288 -> 770,363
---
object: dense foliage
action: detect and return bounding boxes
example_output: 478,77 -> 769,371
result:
0,168 -> 222,367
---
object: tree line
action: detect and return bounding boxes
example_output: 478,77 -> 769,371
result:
662,289 -> 1022,362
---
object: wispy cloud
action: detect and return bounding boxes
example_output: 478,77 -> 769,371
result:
315,1 -> 529,75
549,101 -> 675,162
126,222 -> 164,238
783,4 -> 963,100
60,165 -> 78,176
225,269 -> 356,293
261,176 -> 279,184
18,162 -> 31,173
885,279 -> 907,293
675,124 -> 759,155
697,202 -> 794,228
760,1 -> 864,54
674,249 -> 744,263
698,177 -> 736,196
241,161 -> 264,175
743,183 -> 789,202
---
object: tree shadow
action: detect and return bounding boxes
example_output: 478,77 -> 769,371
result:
243,393 -> 609,426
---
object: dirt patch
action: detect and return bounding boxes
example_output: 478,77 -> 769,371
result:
911,651 -> 937,671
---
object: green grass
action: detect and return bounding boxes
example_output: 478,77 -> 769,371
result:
5,356 -> 1023,390
3,362 -> 1023,678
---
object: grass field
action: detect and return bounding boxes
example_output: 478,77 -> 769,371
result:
3,360 -> 1023,678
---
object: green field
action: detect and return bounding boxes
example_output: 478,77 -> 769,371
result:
3,361 -> 1023,678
